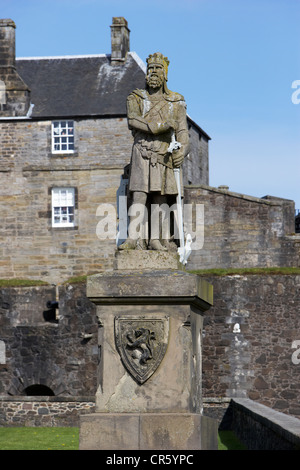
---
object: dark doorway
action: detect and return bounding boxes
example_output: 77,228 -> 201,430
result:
24,384 -> 55,396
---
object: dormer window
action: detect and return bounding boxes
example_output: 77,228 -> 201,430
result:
52,121 -> 74,154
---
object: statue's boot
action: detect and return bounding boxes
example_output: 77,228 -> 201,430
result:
161,239 -> 178,252
136,239 -> 148,250
118,238 -> 137,250
148,239 -> 168,251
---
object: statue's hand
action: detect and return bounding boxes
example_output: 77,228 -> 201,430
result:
148,120 -> 176,135
165,119 -> 176,131
172,150 -> 184,167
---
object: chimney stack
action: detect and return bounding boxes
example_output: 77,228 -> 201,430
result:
110,17 -> 130,66
0,19 -> 31,116
0,18 -> 16,67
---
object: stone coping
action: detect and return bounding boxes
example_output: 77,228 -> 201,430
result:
232,398 -> 300,444
0,396 -> 230,404
87,269 -> 213,309
203,397 -> 231,403
0,395 -> 95,403
184,184 -> 295,206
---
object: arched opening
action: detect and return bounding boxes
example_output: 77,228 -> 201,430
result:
24,384 -> 55,396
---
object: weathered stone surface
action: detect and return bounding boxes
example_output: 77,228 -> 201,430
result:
140,413 -> 218,450
115,315 -> 169,384
0,118 -> 133,283
87,269 -> 213,308
110,17 -> 130,65
202,274 -> 300,419
232,398 -> 300,450
119,51 -> 190,252
79,413 -> 218,450
0,283 -> 98,397
80,414 -> 140,450
114,250 -> 181,271
0,19 -> 31,116
0,396 -> 95,427
184,185 -> 299,271
93,302 -> 199,413
2,274 -> 300,425
85,268 -> 213,435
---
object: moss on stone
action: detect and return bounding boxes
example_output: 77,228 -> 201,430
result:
188,267 -> 300,276
64,275 -> 88,284
0,279 -> 49,287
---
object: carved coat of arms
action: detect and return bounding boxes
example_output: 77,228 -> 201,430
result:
115,316 -> 169,384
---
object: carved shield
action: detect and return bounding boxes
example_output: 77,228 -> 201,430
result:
115,315 -> 169,384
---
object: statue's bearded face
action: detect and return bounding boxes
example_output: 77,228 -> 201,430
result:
146,64 -> 165,89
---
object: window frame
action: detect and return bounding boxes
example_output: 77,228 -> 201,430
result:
51,120 -> 75,154
51,187 -> 76,228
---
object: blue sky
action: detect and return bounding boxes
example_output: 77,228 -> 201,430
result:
2,0 -> 300,209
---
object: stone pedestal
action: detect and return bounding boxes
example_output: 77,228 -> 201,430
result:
114,250 -> 182,271
79,413 -> 217,450
79,252 -> 217,450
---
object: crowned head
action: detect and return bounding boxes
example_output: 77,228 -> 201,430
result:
146,52 -> 170,80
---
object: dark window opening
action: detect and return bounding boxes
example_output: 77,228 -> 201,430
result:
43,307 -> 58,323
24,384 -> 55,396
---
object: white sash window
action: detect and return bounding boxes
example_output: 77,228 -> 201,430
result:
51,187 -> 75,227
52,121 -> 74,153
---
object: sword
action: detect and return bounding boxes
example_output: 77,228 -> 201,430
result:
168,132 -> 186,264
173,167 -> 186,263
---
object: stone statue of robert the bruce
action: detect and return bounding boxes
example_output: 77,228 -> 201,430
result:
119,52 -> 190,251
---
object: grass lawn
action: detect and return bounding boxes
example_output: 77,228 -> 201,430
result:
188,266 -> 300,277
0,427 -> 245,450
218,430 -> 247,450
0,427 -> 79,450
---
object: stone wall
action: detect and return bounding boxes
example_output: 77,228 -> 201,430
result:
0,117 -> 209,283
0,396 -> 95,427
184,185 -> 300,271
2,275 -> 300,406
0,117 -> 132,282
1,274 -> 300,426
0,282 -> 98,397
202,274 -> 300,418
231,398 -> 300,450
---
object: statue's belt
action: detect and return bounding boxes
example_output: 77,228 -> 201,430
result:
141,150 -> 173,169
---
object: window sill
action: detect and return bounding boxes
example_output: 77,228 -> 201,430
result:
49,151 -> 78,158
49,226 -> 78,231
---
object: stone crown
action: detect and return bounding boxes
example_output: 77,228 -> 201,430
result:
146,53 -> 169,78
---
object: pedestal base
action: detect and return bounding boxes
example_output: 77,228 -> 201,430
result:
114,250 -> 181,271
79,413 -> 218,450
82,262 -> 217,451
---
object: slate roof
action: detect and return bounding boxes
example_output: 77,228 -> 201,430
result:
16,51 -> 210,139
16,52 -> 146,119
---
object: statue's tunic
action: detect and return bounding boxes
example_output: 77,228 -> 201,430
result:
127,89 -> 190,195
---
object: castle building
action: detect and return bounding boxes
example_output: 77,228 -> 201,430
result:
0,17 -> 210,284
